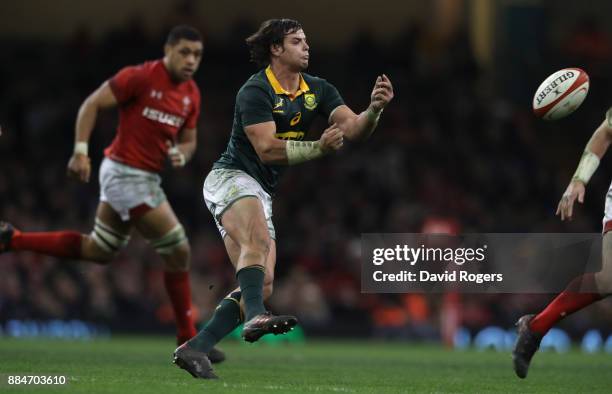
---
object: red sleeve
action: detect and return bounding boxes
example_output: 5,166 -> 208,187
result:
184,85 -> 201,129
108,65 -> 148,104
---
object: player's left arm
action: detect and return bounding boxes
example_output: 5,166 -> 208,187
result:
167,127 -> 196,168
330,74 -> 394,142
557,115 -> 612,220
168,88 -> 200,168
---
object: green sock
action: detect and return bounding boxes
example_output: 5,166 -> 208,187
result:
188,291 -> 242,353
236,265 -> 266,321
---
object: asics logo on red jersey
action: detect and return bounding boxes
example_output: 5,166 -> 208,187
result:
142,107 -> 185,128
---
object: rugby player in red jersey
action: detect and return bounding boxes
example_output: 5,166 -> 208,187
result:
0,25 -> 223,362
513,110 -> 612,378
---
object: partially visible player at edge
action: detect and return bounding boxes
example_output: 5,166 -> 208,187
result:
172,18 -> 394,379
0,25 -> 223,362
513,109 -> 612,378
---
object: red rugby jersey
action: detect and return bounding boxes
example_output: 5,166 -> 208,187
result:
105,59 -> 200,172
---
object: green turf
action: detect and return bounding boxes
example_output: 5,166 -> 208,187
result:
1,336 -> 611,393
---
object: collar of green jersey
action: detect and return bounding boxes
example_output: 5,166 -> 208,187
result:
265,66 -> 310,100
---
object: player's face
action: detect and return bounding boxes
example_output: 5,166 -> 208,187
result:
164,39 -> 203,82
279,30 -> 309,71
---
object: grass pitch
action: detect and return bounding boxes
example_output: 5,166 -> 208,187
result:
1,336 -> 611,393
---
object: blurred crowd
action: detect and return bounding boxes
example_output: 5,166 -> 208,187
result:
2,12 -> 612,341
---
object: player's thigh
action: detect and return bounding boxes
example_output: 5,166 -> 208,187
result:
221,197 -> 271,253
132,201 -> 180,238
96,202 -> 131,232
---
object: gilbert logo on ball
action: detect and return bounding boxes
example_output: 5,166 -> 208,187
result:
533,68 -> 589,120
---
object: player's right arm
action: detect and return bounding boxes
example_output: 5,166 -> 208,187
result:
245,121 -> 343,165
239,84 -> 342,165
67,82 -> 118,182
557,115 -> 612,220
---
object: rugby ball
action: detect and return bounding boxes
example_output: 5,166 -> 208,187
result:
532,68 -> 589,120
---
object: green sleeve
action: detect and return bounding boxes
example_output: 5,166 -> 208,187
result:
237,85 -> 273,126
319,81 -> 345,119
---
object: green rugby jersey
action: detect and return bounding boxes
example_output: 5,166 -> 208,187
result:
213,66 -> 344,195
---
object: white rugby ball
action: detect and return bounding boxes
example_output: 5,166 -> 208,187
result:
532,68 -> 589,120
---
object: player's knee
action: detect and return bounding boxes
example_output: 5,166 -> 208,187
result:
83,237 -> 116,264
243,232 -> 271,260
88,219 -> 130,264
173,241 -> 191,262
163,242 -> 191,271
150,225 -> 190,270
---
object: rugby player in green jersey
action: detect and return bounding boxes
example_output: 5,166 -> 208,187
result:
173,18 -> 394,379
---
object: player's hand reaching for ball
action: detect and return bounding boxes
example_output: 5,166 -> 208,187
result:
319,123 -> 344,153
370,74 -> 394,113
67,154 -> 91,183
556,179 -> 586,221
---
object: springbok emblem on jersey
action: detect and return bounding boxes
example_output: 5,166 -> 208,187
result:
304,93 -> 317,110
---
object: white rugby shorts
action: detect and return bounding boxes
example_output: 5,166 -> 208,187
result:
203,168 -> 275,239
99,158 -> 166,221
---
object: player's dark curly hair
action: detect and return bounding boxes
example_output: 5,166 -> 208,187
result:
166,25 -> 202,46
246,19 -> 303,67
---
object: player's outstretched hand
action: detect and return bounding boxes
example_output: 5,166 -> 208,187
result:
319,123 -> 344,153
67,154 -> 91,183
556,180 -> 586,221
370,74 -> 394,113
166,140 -> 186,168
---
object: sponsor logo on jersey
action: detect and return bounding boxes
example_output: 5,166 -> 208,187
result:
290,112 -> 302,126
142,107 -> 185,128
304,93 -> 317,110
275,130 -> 305,140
